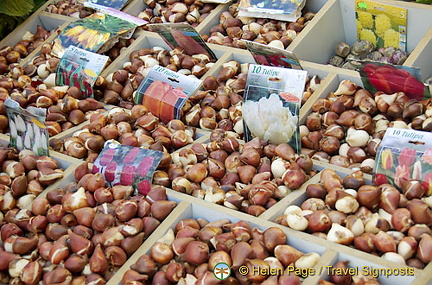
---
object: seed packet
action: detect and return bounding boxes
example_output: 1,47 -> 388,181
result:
56,46 -> 109,98
52,11 -> 145,57
92,142 -> 164,195
242,64 -> 307,153
374,128 -> 432,196
148,23 -> 216,61
134,65 -> 202,124
355,0 -> 407,50
237,0 -> 305,22
82,0 -> 131,10
5,98 -> 49,156
241,40 -> 302,70
357,62 -> 430,100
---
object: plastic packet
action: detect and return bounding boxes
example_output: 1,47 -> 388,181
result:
374,127 -> 432,196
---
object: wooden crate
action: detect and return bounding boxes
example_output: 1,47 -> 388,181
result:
0,133 -> 82,211
259,168 -> 426,285
0,13 -> 70,52
107,195 -> 331,285
403,26 -> 432,82
100,31 -> 230,79
289,0 -> 432,67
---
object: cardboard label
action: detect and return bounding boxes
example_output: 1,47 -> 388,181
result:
92,142 -> 164,195
5,98 -> 49,156
242,64 -> 307,153
52,12 -> 142,57
134,65 -> 202,124
148,23 -> 216,61
356,0 -> 407,50
56,46 -> 109,98
242,40 -> 302,70
374,128 -> 432,195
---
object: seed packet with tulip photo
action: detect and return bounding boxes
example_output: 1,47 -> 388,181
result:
358,62 -> 430,100
241,40 -> 303,70
92,142 -> 164,195
374,128 -> 432,196
56,46 -> 109,98
134,65 -> 202,124
5,98 -> 49,156
148,23 -> 216,61
242,64 -> 307,153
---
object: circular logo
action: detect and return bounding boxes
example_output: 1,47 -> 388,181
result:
213,262 -> 231,280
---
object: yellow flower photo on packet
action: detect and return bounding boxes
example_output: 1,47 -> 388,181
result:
355,0 -> 407,50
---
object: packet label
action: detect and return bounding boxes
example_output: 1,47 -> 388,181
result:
5,98 -> 49,156
358,62 -> 429,100
374,128 -> 432,195
242,64 -> 307,153
93,142 -> 164,195
242,40 -> 302,70
52,12 -> 142,57
355,0 -> 407,50
56,45 -> 109,98
82,0 -> 130,10
148,23 -> 216,60
134,65 -> 202,124
237,0 -> 305,22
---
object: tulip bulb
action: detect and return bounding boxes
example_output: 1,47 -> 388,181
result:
381,252 -> 406,265
327,223 -> 354,245
62,187 -> 89,212
333,80 -> 357,95
286,213 -> 308,231
346,128 -> 370,147
294,252 -> 320,268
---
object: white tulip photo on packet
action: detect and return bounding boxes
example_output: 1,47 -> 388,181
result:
242,64 -> 307,153
5,98 -> 50,156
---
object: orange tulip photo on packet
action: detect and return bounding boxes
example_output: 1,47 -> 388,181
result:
133,65 -> 202,124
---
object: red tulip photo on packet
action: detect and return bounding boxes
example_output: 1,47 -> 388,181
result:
374,128 -> 432,196
359,62 -> 429,100
93,142 -> 164,195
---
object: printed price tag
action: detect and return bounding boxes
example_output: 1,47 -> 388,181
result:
93,142 -> 164,195
134,65 -> 202,124
5,98 -> 49,156
56,46 -> 109,98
